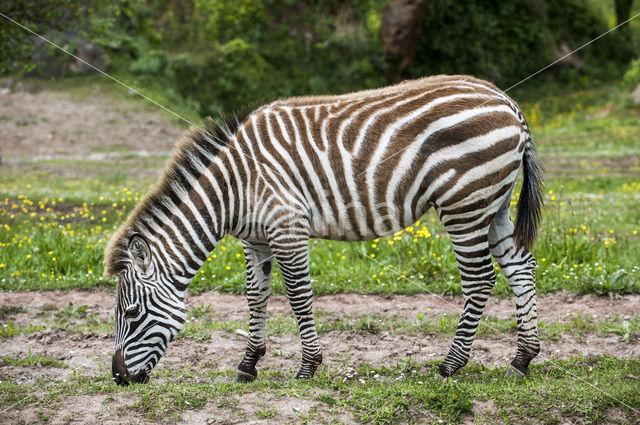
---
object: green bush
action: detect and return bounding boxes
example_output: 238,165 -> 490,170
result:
168,1 -> 388,114
411,0 -> 634,87
623,57 -> 640,89
3,0 -> 638,114
194,0 -> 267,44
0,0 -> 120,74
129,50 -> 169,75
172,39 -> 273,115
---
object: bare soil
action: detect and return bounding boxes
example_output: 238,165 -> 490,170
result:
1,290 -> 639,424
544,155 -> 640,175
0,82 -> 182,159
4,288 -> 638,324
2,289 -> 639,379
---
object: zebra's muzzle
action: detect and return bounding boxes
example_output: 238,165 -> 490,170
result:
112,349 -> 149,386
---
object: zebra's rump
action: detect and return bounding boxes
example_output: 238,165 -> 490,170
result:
238,75 -> 528,241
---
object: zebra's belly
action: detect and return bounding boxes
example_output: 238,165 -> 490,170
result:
307,201 -> 432,242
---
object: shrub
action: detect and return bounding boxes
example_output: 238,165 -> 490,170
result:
129,50 -> 169,75
623,57 -> 640,89
410,0 -> 634,87
0,0 -> 119,74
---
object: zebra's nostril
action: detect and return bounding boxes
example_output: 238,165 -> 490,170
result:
112,349 -> 129,386
112,349 -> 150,385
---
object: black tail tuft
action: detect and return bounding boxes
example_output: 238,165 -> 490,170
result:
514,138 -> 544,251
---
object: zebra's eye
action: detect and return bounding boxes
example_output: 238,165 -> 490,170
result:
124,304 -> 140,319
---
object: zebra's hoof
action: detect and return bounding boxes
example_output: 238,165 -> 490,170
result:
295,353 -> 322,379
236,366 -> 257,383
505,364 -> 528,378
294,370 -> 313,379
438,363 -> 454,379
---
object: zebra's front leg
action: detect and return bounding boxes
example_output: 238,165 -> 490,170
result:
270,236 -> 322,379
439,235 -> 496,378
236,242 -> 273,383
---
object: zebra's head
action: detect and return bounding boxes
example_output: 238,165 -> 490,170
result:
110,234 -> 187,386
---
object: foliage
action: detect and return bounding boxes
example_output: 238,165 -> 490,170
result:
171,39 -> 273,116
411,0 -> 635,87
0,0 -> 120,74
4,0 -> 637,114
164,0 -> 389,114
55,302 -> 88,319
623,57 -> 640,88
194,0 -> 267,44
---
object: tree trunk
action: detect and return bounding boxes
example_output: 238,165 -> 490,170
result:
615,0 -> 633,25
380,0 -> 429,83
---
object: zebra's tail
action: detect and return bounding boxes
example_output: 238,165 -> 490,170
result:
514,133 -> 544,251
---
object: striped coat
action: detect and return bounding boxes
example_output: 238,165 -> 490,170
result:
106,75 -> 543,385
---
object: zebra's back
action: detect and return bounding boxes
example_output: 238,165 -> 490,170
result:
236,75 -> 528,241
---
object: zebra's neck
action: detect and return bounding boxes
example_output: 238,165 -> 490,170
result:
146,143 -> 241,283
105,118 -> 250,285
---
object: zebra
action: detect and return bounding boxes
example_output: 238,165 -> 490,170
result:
106,74 -> 543,385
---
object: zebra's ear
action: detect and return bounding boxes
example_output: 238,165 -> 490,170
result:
128,234 -> 151,272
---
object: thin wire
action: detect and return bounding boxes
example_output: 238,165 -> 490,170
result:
0,10 -> 278,374
0,12 -> 193,127
354,11 -> 640,178
0,10 -> 278,360
356,250 -> 640,414
503,12 -> 640,93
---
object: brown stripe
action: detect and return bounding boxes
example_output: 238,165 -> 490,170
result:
408,131 -> 521,216
439,159 -> 521,209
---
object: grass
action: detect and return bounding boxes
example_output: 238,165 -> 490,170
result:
1,82 -> 639,296
0,356 -> 638,424
1,174 -> 639,297
2,175 -> 638,296
1,347 -> 66,368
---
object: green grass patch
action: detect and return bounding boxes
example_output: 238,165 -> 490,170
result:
1,347 -> 67,368
1,174 -> 638,296
0,305 -> 25,319
1,356 -> 637,424
0,80 -> 639,297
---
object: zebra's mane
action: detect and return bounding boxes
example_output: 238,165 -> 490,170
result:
103,113 -> 249,277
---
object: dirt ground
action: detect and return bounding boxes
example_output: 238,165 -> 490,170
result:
1,289 -> 639,424
0,81 -> 183,159
2,289 -> 639,382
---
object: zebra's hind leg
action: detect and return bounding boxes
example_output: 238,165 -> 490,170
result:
236,242 -> 273,383
439,229 -> 496,378
270,236 -> 322,379
489,205 -> 540,377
